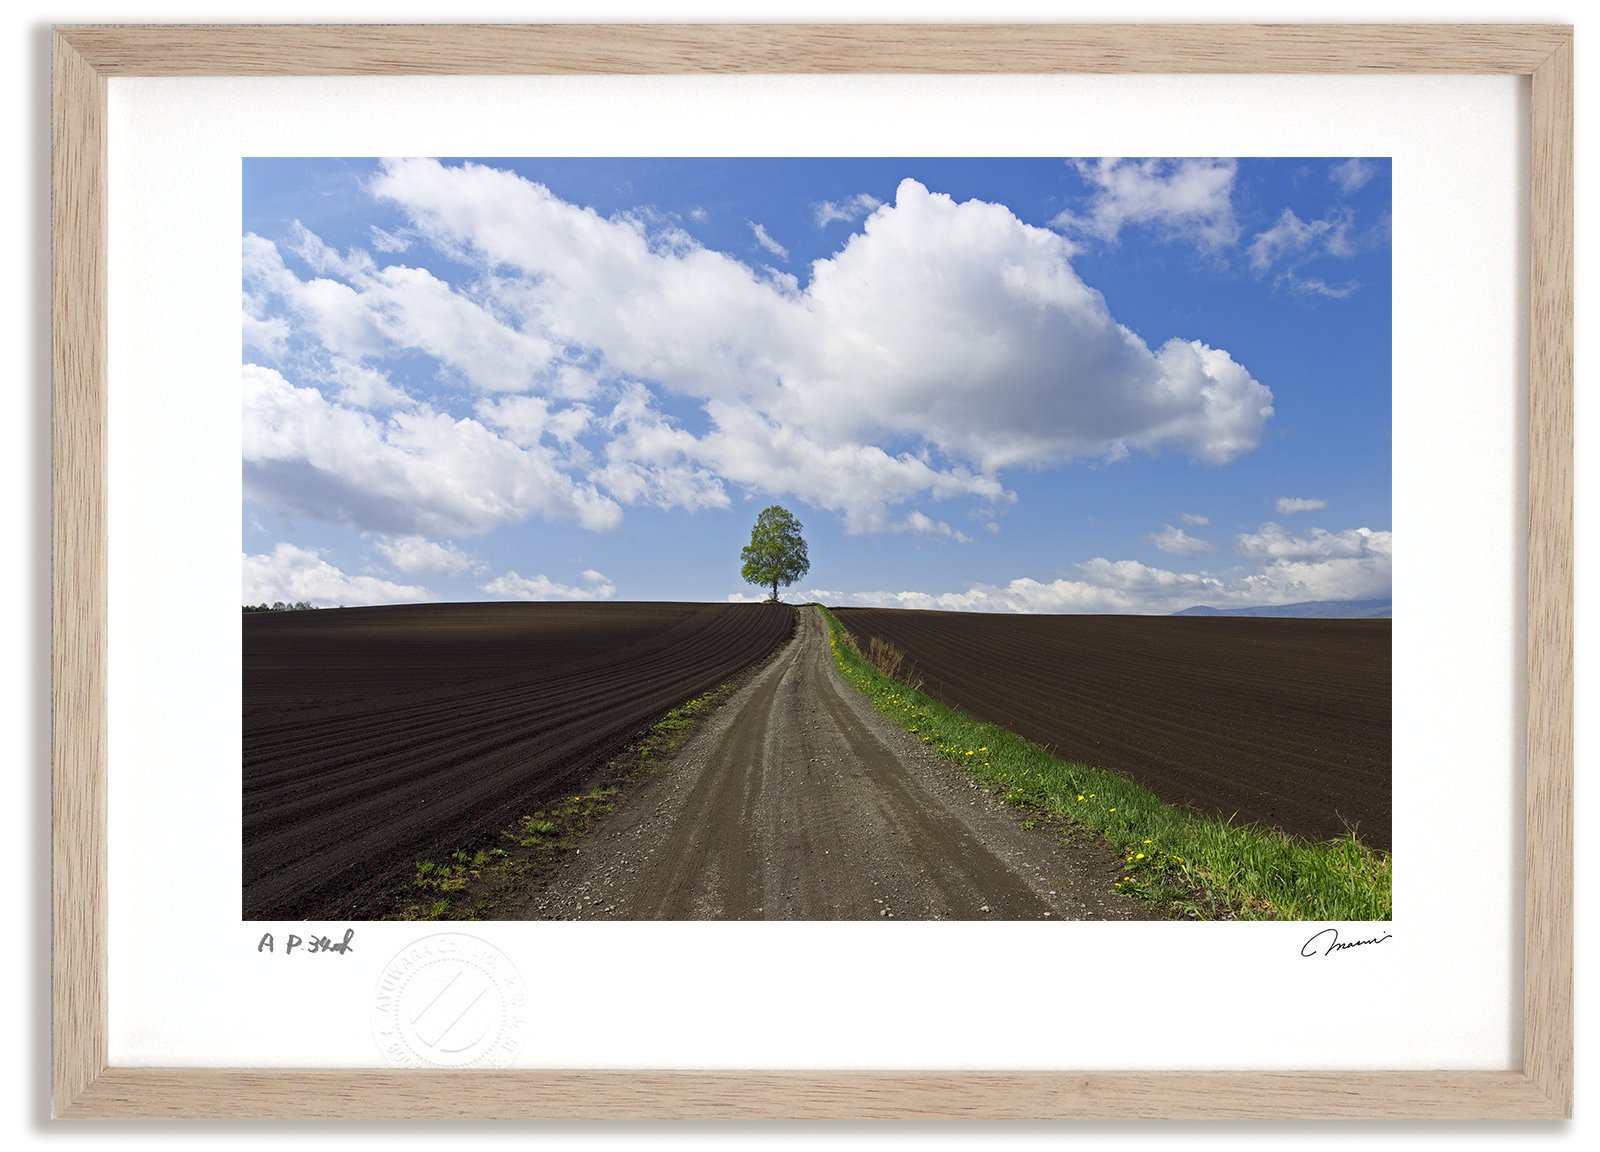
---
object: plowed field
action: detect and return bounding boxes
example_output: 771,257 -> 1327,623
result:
244,601 -> 795,919
832,609 -> 1390,850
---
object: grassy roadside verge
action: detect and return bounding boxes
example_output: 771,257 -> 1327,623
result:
819,606 -> 1391,921
390,677 -> 745,921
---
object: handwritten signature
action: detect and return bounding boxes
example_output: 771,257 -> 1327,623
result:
1301,927 -> 1392,958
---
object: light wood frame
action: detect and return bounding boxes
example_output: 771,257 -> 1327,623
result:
51,23 -> 1573,1119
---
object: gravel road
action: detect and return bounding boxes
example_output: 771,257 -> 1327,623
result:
524,606 -> 1155,921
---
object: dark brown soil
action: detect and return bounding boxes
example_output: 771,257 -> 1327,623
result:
243,601 -> 794,919
832,608 -> 1391,850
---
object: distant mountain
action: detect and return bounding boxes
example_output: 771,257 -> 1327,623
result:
1174,597 -> 1392,619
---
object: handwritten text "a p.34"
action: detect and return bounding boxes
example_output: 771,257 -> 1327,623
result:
257,929 -> 355,955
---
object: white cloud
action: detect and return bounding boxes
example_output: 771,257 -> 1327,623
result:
594,382 -> 729,512
1330,158 -> 1377,194
1052,158 -> 1239,251
245,233 -> 387,362
1178,512 -> 1209,526
243,543 -> 427,607
242,308 -> 290,359
837,522 -> 1390,614
1237,522 -> 1382,562
369,225 -> 411,253
1275,496 -> 1328,514
747,221 -> 789,261
1287,274 -> 1360,300
325,358 -> 410,409
245,229 -> 557,394
1248,208 -> 1355,274
247,161 -> 1276,539
1150,524 -> 1214,555
481,568 -> 616,601
900,511 -> 972,544
243,363 -> 622,537
475,394 -> 595,451
814,192 -> 882,228
373,535 -> 481,577
288,220 -> 376,280
836,561 -> 1233,615
1248,209 -> 1321,271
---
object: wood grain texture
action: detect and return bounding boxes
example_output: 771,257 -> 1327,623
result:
56,23 -> 1569,76
49,21 -> 1574,1121
50,30 -> 108,1120
1524,32 -> 1575,1119
61,1069 -> 1564,1121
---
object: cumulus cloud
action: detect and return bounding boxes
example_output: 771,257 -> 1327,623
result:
1150,524 -> 1214,555
242,309 -> 290,359
1330,158 -> 1377,194
1052,158 -> 1239,251
481,568 -> 616,600
242,363 -> 622,537
814,192 -> 882,227
245,161 -> 1276,540
1236,522 -> 1383,562
245,229 -> 557,394
747,221 -> 789,261
835,522 -> 1390,614
373,535 -> 481,576
1276,496 -> 1328,514
325,358 -> 409,409
243,542 -> 427,606
1178,512 -> 1209,526
594,382 -> 729,512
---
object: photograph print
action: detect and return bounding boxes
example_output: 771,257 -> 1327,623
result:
241,157 -> 1391,923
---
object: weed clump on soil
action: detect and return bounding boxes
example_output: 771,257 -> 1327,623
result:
819,606 -> 1392,922
864,636 -> 924,692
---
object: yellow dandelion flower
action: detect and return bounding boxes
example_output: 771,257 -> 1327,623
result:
1135,853 -> 1145,860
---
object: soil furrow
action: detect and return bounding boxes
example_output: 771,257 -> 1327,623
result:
833,608 -> 1391,849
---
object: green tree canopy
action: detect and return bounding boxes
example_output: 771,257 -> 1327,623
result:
740,505 -> 810,603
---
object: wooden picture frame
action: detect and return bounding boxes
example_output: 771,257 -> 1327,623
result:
51,23 -> 1573,1119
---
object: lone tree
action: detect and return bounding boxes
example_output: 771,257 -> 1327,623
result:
740,505 -> 810,603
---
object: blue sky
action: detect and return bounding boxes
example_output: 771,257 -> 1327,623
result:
242,157 -> 1390,613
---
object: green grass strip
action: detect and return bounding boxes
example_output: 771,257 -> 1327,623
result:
818,606 -> 1391,921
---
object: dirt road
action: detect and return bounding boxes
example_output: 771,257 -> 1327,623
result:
525,607 -> 1153,920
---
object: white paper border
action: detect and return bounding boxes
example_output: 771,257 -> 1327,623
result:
107,71 -> 1524,1070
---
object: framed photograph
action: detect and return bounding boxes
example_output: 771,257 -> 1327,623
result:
52,24 -> 1572,1119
